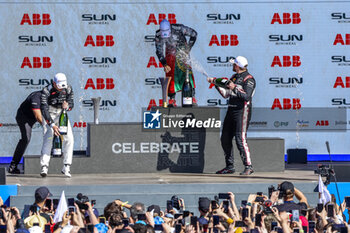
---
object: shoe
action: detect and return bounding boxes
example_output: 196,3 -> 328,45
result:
193,97 -> 198,107
40,166 -> 48,177
168,99 -> 177,108
216,167 -> 235,174
240,166 -> 254,175
8,164 -> 20,174
61,165 -> 71,178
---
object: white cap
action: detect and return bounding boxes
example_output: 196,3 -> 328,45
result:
53,73 -> 67,89
229,56 -> 248,68
160,19 -> 171,38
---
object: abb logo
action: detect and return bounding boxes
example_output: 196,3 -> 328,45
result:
20,14 -> 51,25
271,13 -> 301,24
271,56 -> 301,67
84,78 -> 115,90
334,76 -> 350,88
73,122 -> 87,128
147,57 -> 163,68
146,13 -> 177,25
333,34 -> 350,45
209,35 -> 239,46
147,99 -> 176,110
316,120 -> 329,126
271,98 -> 301,110
84,35 -> 115,47
209,77 -> 228,89
21,57 -> 51,68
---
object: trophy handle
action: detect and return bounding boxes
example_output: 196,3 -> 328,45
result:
160,76 -> 171,108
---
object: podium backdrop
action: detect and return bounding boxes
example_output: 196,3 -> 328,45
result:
0,0 -> 349,158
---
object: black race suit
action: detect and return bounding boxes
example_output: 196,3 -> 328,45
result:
11,91 -> 42,166
216,71 -> 256,168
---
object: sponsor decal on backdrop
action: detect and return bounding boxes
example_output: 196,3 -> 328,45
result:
18,78 -> 52,90
146,13 -> 177,25
144,35 -> 155,45
331,13 -> 350,23
269,34 -> 303,45
21,57 -> 51,68
332,98 -> 350,107
18,35 -> 53,46
269,77 -> 303,88
73,122 -> 87,128
81,14 -> 116,25
20,14 -> 51,25
207,56 -> 235,67
274,121 -> 289,128
82,99 -> 117,111
271,56 -> 301,67
207,13 -> 240,24
271,98 -> 301,110
296,120 -> 309,128
271,13 -> 301,24
331,56 -> 350,66
207,99 -> 228,107
333,77 -> 350,88
333,34 -> 350,45
209,35 -> 239,46
84,35 -> 115,47
82,57 -> 116,68
316,120 -> 329,126
250,121 -> 267,127
84,78 -> 115,90
147,57 -> 163,68
145,77 -> 162,89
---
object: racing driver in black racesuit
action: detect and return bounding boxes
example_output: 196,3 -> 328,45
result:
207,56 -> 256,175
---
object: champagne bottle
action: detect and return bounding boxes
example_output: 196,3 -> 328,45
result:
59,109 -> 68,135
182,69 -> 193,107
52,135 -> 62,157
214,78 -> 230,88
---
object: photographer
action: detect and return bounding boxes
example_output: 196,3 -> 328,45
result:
274,181 -> 308,213
26,187 -> 52,223
75,194 -> 98,226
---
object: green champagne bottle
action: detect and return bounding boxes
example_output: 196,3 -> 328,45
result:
214,78 -> 230,88
52,135 -> 62,157
59,109 -> 68,135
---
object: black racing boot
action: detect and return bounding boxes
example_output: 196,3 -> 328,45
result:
8,162 -> 20,174
240,165 -> 254,175
216,167 -> 235,174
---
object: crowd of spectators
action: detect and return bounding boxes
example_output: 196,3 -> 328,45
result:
0,181 -> 349,233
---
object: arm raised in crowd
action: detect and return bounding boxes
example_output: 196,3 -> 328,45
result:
294,188 -> 308,205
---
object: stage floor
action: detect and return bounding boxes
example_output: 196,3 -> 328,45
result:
4,162 -> 328,186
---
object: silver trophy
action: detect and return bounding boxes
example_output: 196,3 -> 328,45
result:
91,97 -> 101,124
159,77 -> 171,107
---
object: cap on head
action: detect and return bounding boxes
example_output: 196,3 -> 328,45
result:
160,19 -> 171,38
34,186 -> 52,202
229,56 -> 248,68
198,197 -> 210,213
279,181 -> 295,195
53,73 -> 67,89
